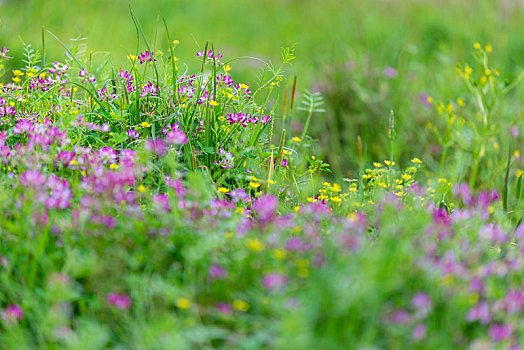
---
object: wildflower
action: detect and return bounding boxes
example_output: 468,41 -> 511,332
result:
232,300 -> 249,311
412,293 -> 432,318
485,44 -> 493,53
209,100 -> 219,107
246,238 -> 264,252
223,64 -> 231,73
412,324 -> 426,340
137,185 -> 146,192
252,194 -> 278,227
126,129 -> 140,139
411,157 -> 422,164
209,264 -> 227,280
489,323 -> 512,342
176,298 -> 192,309
140,122 -> 151,128
473,42 -> 481,50
107,293 -> 132,310
466,302 -> 491,324
215,302 -> 232,315
1,304 -> 24,323
218,187 -> 229,194
383,66 -> 397,78
262,273 -> 288,290
291,136 -> 301,143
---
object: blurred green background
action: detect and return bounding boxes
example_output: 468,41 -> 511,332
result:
1,0 -> 523,176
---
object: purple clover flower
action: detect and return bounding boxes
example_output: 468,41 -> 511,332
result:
1,304 -> 24,323
107,293 -> 132,310
126,129 -> 140,139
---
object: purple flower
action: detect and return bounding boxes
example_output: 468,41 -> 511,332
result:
467,302 -> 491,324
107,293 -> 132,310
489,323 -> 512,342
126,129 -> 140,139
230,189 -> 250,204
1,304 -> 24,323
412,324 -> 426,340
418,92 -> 431,108
209,264 -> 227,280
215,302 -> 232,315
252,194 -> 278,228
511,126 -> 519,139
262,273 -> 288,290
166,130 -> 187,145
411,293 -> 432,318
384,66 -> 398,78
138,51 -> 155,64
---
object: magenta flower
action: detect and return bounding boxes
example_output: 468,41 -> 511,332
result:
209,264 -> 227,280
411,293 -> 432,318
215,302 -> 232,315
466,302 -> 491,324
126,129 -> 140,139
1,304 -> 24,323
412,324 -> 426,340
262,273 -> 288,290
384,66 -> 398,78
252,194 -> 278,228
107,293 -> 132,310
489,323 -> 512,342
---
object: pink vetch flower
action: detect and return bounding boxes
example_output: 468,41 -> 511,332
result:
107,293 -> 132,310
411,293 -> 432,318
489,323 -> 512,342
208,264 -> 227,280
1,304 -> 24,323
252,194 -> 278,229
126,129 -> 140,139
383,66 -> 398,78
262,273 -> 288,290
466,302 -> 491,324
215,302 -> 232,315
166,129 -> 187,145
412,324 -> 426,340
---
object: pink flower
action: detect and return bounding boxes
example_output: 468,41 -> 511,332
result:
107,293 -> 132,310
1,304 -> 24,323
209,264 -> 227,280
262,273 -> 288,290
489,323 -> 512,342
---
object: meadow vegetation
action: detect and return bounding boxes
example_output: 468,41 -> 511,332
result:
0,0 -> 523,348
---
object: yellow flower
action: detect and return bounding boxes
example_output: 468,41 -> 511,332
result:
473,42 -> 481,50
12,69 -> 24,76
173,40 -> 180,45
223,64 -> 231,73
246,238 -> 264,252
272,248 -> 287,260
233,300 -> 249,311
373,162 -> 382,167
384,160 -> 396,166
176,298 -> 192,309
140,122 -> 151,128
402,174 -> 412,181
218,187 -> 229,194
411,157 -> 422,164
137,184 -> 146,193
457,98 -> 465,107
291,137 -> 301,143
249,181 -> 261,189
110,163 -> 119,170
209,100 -> 219,107
485,44 -> 492,53
127,54 -> 137,61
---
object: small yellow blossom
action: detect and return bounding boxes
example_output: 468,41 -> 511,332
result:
249,181 -> 261,189
485,44 -> 492,53
110,163 -> 119,170
137,184 -> 146,193
291,137 -> 301,143
209,100 -> 219,107
176,298 -> 192,309
473,43 -> 481,50
457,98 -> 465,107
373,162 -> 382,168
232,300 -> 249,311
223,64 -> 231,73
218,187 -> 229,194
272,248 -> 287,260
411,157 -> 422,164
140,122 -> 151,128
246,238 -> 264,252
127,54 -> 137,61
